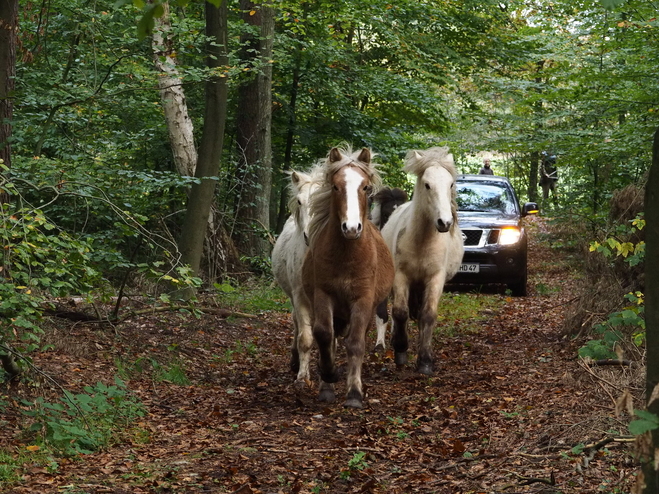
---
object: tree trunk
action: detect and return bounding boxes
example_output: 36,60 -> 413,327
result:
528,151 -> 539,203
176,0 -> 228,295
527,61 -> 544,204
275,51 -> 302,234
0,0 -> 17,173
0,0 -> 18,375
232,0 -> 275,258
641,126 -> 659,493
152,1 -> 197,178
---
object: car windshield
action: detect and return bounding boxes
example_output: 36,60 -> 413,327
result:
456,182 -> 516,214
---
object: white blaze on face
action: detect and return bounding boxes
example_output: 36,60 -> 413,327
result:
423,166 -> 454,232
342,167 -> 365,238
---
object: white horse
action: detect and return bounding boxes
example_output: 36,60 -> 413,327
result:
271,165 -> 323,383
378,147 -> 465,375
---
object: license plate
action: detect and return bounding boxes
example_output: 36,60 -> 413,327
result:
459,263 -> 479,273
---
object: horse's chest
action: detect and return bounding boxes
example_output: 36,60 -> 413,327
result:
397,237 -> 444,273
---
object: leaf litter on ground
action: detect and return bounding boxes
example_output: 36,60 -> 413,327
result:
0,216 -> 639,493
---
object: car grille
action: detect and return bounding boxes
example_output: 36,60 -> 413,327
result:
462,228 -> 501,246
463,230 -> 482,246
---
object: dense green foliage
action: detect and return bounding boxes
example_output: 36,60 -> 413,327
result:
450,0 -> 659,209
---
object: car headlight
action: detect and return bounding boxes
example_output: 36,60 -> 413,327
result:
499,227 -> 521,245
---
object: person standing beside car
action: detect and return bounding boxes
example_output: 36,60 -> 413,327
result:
479,158 -> 494,175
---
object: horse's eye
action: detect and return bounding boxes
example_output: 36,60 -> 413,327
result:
363,185 -> 372,193
333,185 -> 339,191
425,183 -> 431,190
297,199 -> 302,205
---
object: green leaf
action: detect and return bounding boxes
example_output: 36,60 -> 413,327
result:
634,409 -> 659,424
599,0 -> 626,9
629,409 -> 659,435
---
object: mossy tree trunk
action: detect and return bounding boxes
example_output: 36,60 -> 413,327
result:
176,0 -> 229,294
0,0 -> 16,173
642,126 -> 659,493
232,0 -> 275,258
0,0 -> 18,377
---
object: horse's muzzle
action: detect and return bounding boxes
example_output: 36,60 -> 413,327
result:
342,222 -> 363,239
436,219 -> 452,233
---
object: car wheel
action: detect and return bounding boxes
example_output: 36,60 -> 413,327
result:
508,265 -> 527,297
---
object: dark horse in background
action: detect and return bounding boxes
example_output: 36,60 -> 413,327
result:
370,187 -> 408,229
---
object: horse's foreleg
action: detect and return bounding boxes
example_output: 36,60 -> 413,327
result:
312,291 -> 338,403
374,299 -> 388,352
295,298 -> 313,383
344,302 -> 372,408
290,308 -> 300,374
417,275 -> 444,375
391,272 -> 410,367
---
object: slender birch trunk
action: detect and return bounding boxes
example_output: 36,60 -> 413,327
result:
152,2 -> 197,178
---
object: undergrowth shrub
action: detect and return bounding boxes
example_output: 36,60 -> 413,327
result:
563,183 -> 645,346
0,162 -> 201,376
576,213 -> 645,362
0,200 -> 107,368
21,377 -> 145,455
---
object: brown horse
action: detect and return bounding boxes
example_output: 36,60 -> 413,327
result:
302,146 -> 394,408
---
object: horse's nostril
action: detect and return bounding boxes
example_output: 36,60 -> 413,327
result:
357,223 -> 363,232
437,219 -> 451,232
342,222 -> 348,232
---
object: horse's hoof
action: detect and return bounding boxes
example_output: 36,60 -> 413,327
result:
417,362 -> 434,376
318,388 -> 336,403
344,398 -> 363,409
293,378 -> 311,391
373,343 -> 385,354
394,351 -> 408,366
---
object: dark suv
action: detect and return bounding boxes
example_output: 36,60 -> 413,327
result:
451,174 -> 538,296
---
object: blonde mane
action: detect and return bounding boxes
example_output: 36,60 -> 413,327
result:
308,146 -> 382,247
287,161 -> 325,228
405,146 -> 459,229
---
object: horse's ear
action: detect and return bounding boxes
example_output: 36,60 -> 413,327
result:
329,147 -> 343,163
357,148 -> 371,164
414,150 -> 423,160
291,171 -> 300,185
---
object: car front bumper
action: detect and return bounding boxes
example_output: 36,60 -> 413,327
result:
450,242 -> 527,285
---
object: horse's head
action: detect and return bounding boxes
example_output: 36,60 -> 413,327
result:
406,148 -> 458,233
288,166 -> 323,245
329,147 -> 374,240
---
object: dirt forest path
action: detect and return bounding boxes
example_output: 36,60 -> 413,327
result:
3,217 -> 638,493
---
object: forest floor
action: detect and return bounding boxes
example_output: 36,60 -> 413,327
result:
0,216 -> 643,494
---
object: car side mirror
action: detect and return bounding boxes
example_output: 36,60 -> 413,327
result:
522,202 -> 539,216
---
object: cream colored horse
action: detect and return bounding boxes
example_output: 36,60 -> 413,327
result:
379,147 -> 464,375
271,165 -> 323,383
